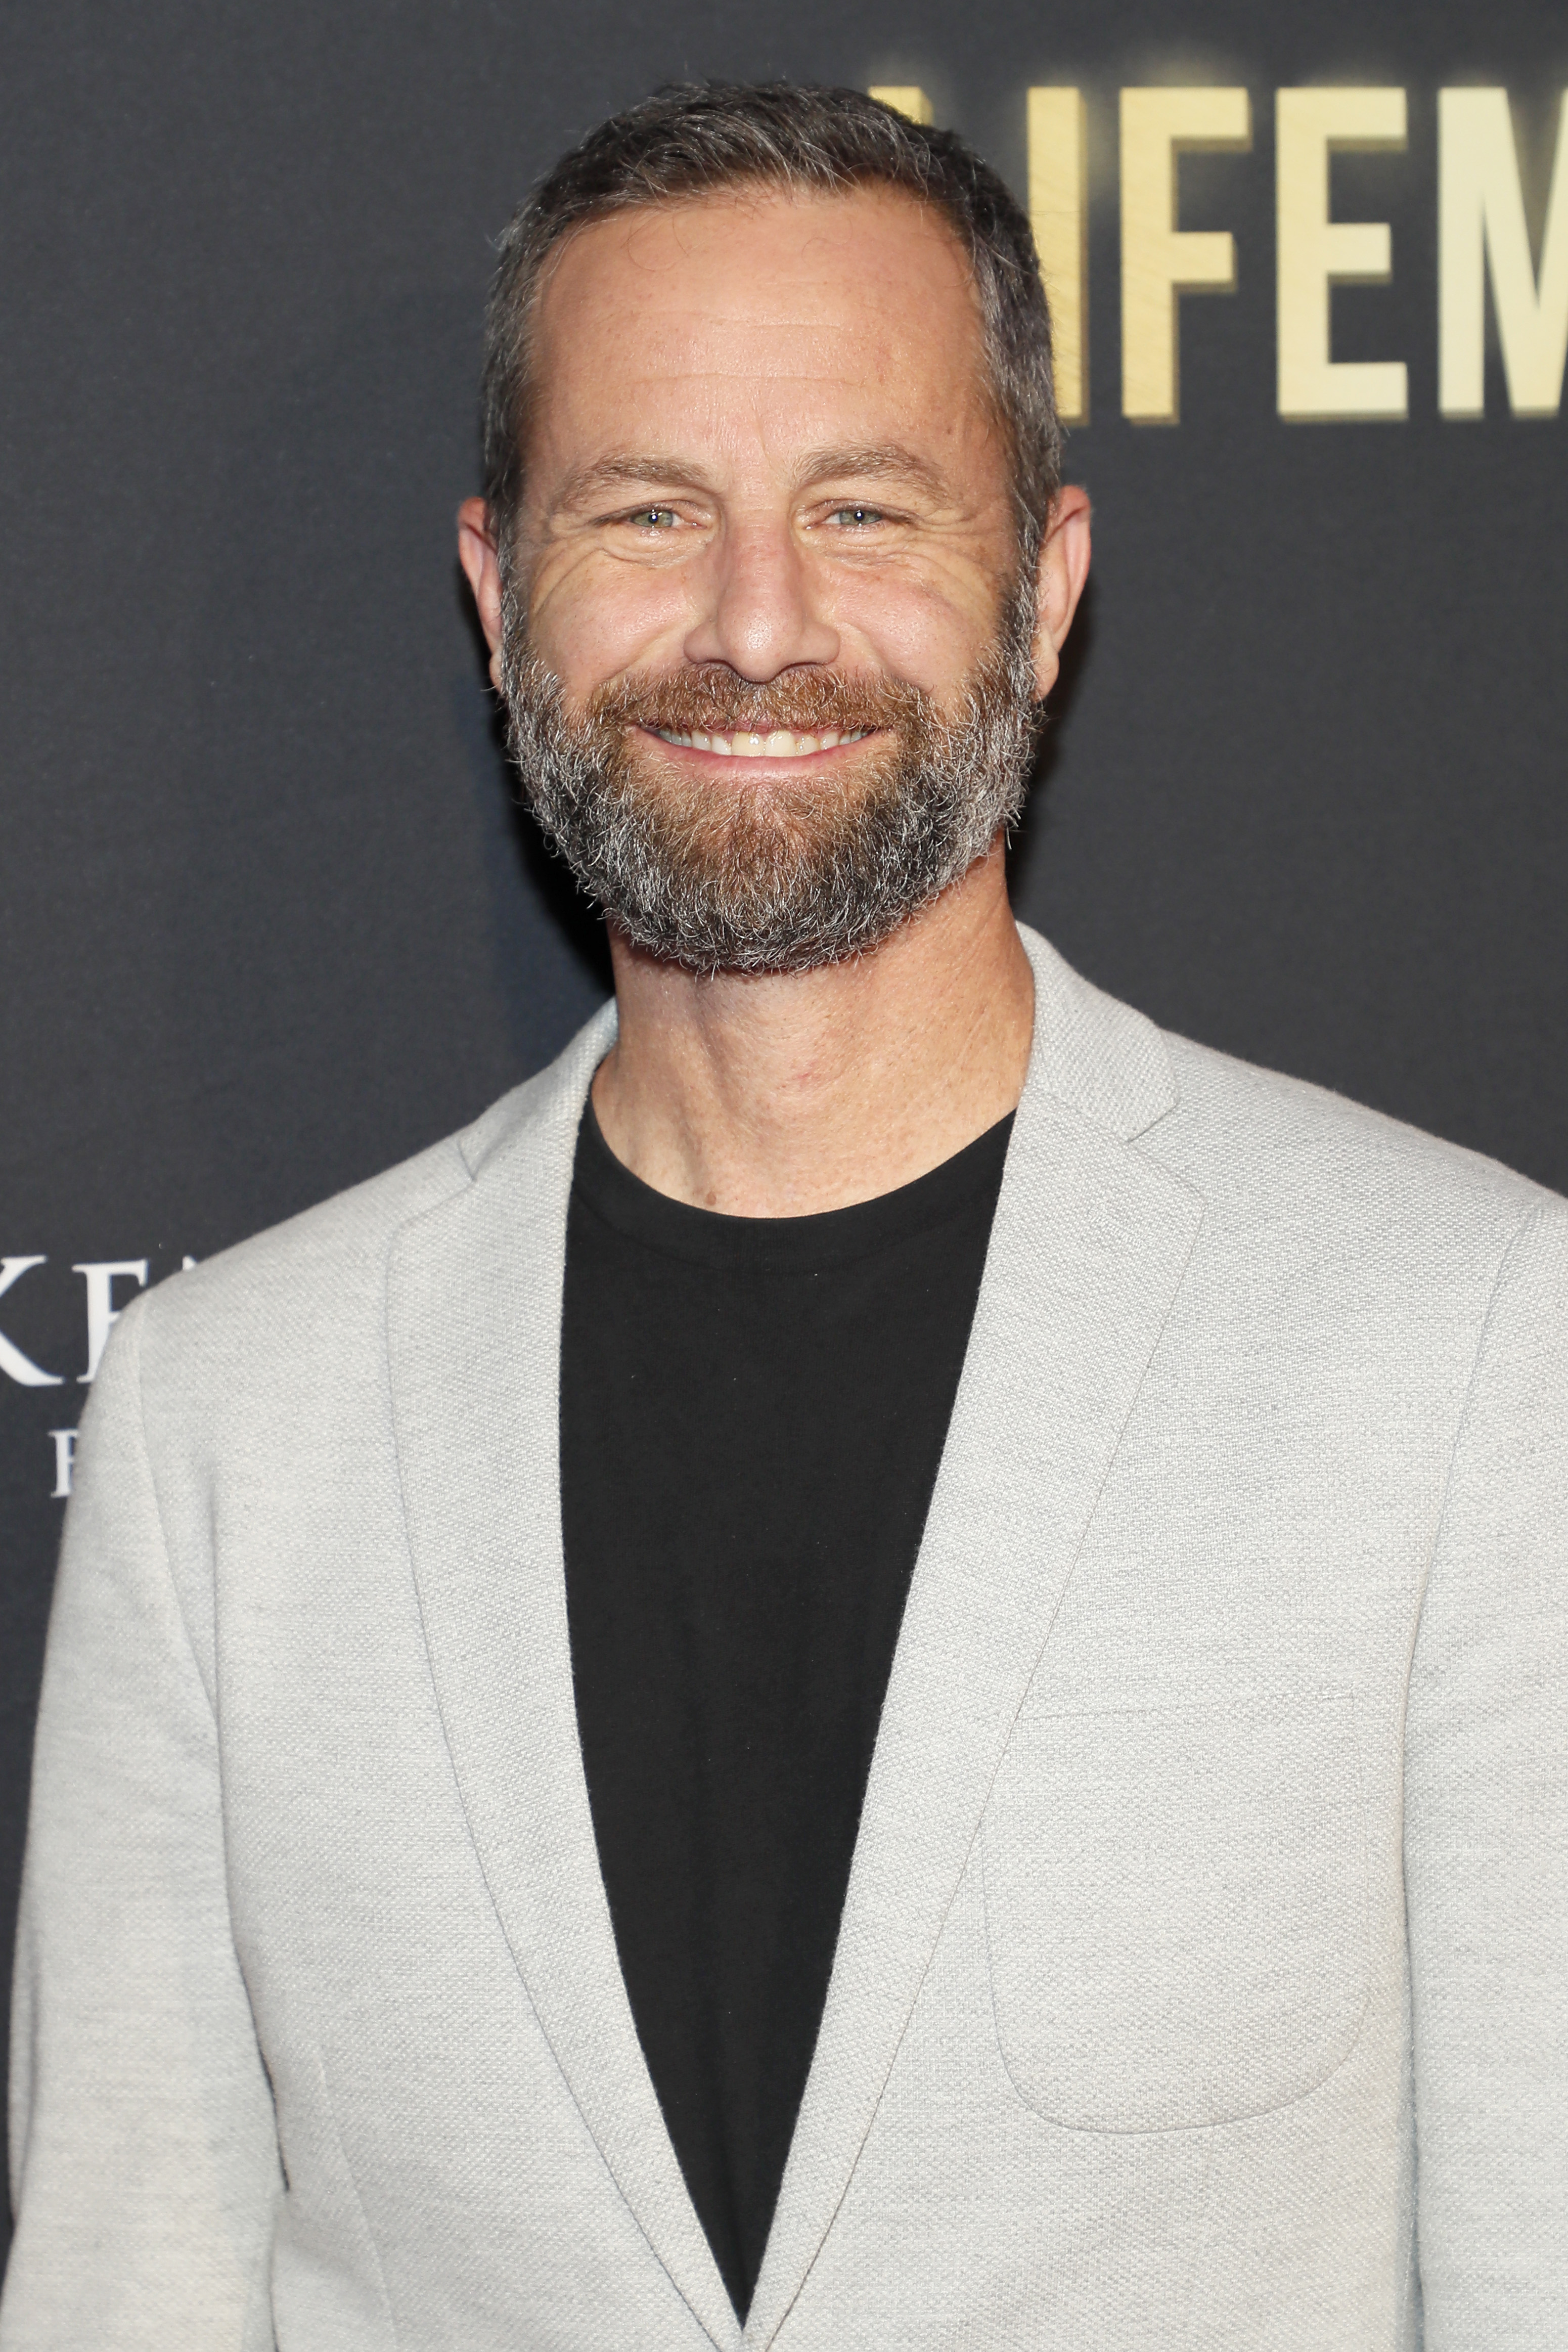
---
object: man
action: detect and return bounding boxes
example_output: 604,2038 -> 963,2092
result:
4,79 -> 1564,2352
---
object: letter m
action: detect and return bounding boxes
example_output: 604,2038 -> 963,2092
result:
1440,88 -> 1568,417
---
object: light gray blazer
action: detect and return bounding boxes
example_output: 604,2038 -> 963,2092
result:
5,927 -> 1566,2350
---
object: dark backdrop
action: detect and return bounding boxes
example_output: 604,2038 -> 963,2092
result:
3,0 -> 1564,2246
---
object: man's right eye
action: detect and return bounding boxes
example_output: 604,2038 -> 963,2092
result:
624,507 -> 680,529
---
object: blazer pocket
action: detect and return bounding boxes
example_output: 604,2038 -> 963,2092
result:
981,1692 -> 1369,2133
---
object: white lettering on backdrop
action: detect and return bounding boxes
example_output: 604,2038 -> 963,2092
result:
2,1253 -> 200,1495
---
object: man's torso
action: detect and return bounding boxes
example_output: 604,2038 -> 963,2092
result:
8,930 -> 1563,2351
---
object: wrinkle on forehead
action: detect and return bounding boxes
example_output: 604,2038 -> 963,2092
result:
522,182 -> 1005,521
533,184 -> 984,374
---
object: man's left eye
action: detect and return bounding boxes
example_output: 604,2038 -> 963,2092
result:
829,505 -> 884,528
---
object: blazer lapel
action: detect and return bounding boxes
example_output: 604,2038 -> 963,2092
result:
745,930 -> 1204,2346
387,1006 -> 743,2352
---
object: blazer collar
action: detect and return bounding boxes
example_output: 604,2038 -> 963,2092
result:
387,930 -> 1200,2350
388,998 -> 743,2352
1015,921 -> 1180,1140
744,928 -> 1202,2342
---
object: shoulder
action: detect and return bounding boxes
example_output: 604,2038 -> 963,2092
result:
119,1128 -> 470,1423
1018,924 -> 1559,1261
121,1009 -> 612,1412
1153,1026 -> 1563,1283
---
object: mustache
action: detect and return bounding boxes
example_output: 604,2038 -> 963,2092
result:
586,664 -> 929,738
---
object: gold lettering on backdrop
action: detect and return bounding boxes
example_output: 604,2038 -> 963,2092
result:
1027,90 -> 1088,422
1440,89 -> 1568,419
869,86 -> 933,124
867,79 -> 1566,424
1119,87 -> 1251,423
1277,88 -> 1408,420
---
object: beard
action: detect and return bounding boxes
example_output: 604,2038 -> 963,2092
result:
496,570 -> 1045,978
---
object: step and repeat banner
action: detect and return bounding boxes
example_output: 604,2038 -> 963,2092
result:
2,0 -> 1564,2236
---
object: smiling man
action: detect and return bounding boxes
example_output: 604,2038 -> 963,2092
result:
5,81 -> 1566,2352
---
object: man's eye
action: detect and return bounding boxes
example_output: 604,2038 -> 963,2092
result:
625,506 -> 679,529
829,505 -> 885,528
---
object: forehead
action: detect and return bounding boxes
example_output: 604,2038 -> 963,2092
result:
526,184 -> 995,478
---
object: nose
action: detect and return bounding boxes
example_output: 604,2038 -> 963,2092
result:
682,518 -> 840,679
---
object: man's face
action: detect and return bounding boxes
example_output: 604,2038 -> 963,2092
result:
464,184 -> 1080,972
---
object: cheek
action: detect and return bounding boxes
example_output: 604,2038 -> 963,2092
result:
526,549 -> 698,692
821,561 -> 1006,699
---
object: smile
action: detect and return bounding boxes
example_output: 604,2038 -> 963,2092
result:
651,727 -> 869,759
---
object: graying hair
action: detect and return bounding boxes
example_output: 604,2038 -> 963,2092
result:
496,568 -> 1044,977
480,80 -> 1060,568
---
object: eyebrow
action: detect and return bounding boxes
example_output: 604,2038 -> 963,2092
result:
554,442 -> 954,512
555,456 -> 719,509
790,444 -> 952,500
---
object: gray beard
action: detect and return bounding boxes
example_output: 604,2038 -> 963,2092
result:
496,574 -> 1044,978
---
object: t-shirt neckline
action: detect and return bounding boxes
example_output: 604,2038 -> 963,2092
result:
571,1092 -> 1015,1275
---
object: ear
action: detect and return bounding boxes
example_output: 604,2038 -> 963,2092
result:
457,497 -> 505,688
1031,484 -> 1092,701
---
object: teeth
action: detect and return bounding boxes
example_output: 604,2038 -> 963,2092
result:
653,727 -> 867,758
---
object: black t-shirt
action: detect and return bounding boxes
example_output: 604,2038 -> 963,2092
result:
559,1099 -> 1012,2319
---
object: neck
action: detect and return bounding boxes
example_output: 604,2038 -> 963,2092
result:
590,846 -> 1035,1216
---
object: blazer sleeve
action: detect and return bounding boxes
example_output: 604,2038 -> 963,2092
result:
1404,1196 -> 1568,2347
3,1296 -> 283,2349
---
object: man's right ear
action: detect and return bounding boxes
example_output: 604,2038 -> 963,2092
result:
457,498 -> 505,684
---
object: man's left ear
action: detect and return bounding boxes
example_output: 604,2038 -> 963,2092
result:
1031,484 -> 1093,701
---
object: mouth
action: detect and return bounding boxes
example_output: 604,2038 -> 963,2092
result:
649,726 -> 871,760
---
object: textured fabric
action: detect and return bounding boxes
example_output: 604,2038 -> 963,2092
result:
5,925 -> 1566,2352
560,1100 -> 1010,2317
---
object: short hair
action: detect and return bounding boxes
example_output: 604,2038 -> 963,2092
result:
480,81 -> 1060,567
